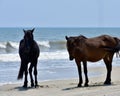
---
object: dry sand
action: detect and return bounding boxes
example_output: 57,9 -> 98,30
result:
0,66 -> 120,96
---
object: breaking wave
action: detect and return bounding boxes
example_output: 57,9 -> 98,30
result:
0,40 -> 66,53
0,42 -> 18,53
0,40 -> 68,62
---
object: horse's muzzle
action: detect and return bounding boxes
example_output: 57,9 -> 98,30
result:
69,56 -> 74,60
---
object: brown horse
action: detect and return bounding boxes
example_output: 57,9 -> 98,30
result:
65,35 -> 120,87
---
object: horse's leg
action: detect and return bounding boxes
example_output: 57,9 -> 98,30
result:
75,59 -> 83,87
83,61 -> 89,86
103,53 -> 113,85
34,64 -> 38,87
32,59 -> 38,88
29,64 -> 34,87
23,63 -> 28,88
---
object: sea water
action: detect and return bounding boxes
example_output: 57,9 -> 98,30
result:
0,27 -> 120,85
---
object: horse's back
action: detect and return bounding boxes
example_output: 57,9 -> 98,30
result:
85,35 -> 117,48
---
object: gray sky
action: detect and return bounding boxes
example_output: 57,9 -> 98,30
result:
0,0 -> 120,27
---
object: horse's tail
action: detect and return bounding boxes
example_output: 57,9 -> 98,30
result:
102,37 -> 120,54
114,37 -> 120,57
112,37 -> 120,52
17,62 -> 25,80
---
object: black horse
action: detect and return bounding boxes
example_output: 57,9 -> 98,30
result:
17,28 -> 40,88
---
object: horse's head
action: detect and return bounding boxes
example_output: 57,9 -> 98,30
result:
65,35 -> 87,60
65,36 -> 77,60
23,28 -> 35,52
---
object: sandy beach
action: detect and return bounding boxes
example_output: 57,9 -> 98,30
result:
0,66 -> 120,96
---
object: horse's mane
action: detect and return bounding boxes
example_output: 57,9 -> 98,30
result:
71,35 -> 87,46
78,35 -> 87,39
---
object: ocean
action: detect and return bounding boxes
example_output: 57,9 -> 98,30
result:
0,27 -> 120,85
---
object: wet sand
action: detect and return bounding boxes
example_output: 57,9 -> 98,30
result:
0,66 -> 120,96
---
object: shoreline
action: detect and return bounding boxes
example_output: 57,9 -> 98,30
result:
0,65 -> 107,86
0,66 -> 120,96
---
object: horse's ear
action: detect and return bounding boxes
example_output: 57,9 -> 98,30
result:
65,36 -> 69,40
31,28 -> 35,33
23,29 -> 26,34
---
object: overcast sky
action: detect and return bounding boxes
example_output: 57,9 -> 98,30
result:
0,0 -> 120,27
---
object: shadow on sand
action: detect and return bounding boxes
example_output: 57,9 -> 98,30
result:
14,85 -> 49,91
14,86 -> 34,91
62,82 -> 114,91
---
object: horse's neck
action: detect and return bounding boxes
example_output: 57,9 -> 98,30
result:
77,38 -> 86,47
23,39 -> 34,47
30,40 -> 35,48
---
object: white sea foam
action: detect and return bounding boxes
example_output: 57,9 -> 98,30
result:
0,51 -> 69,62
0,54 -> 20,62
37,41 -> 50,48
0,42 -> 6,49
40,51 -> 68,60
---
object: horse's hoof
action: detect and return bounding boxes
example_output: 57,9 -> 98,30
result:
104,81 -> 111,85
84,83 -> 89,87
77,84 -> 82,87
31,83 -> 34,87
23,85 -> 27,88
